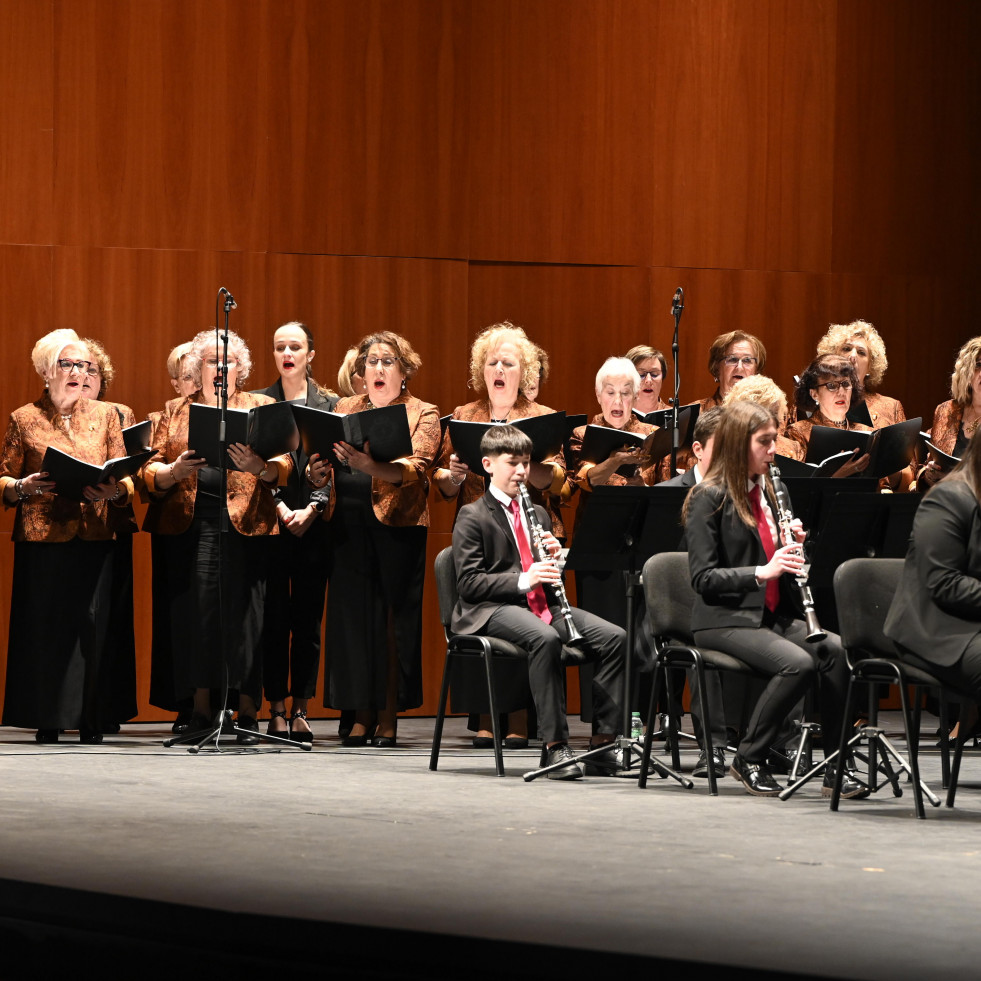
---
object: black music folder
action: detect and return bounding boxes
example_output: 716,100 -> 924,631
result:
188,400 -> 299,469
41,446 -> 154,502
578,424 -> 672,477
632,403 -> 699,450
448,412 -> 568,474
292,402 -> 412,466
122,420 -> 152,455
920,434 -> 960,474
805,417 -> 922,480
772,451 -> 863,479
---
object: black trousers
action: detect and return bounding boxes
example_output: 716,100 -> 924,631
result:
484,604 -> 625,744
695,613 -> 848,763
262,524 -> 329,702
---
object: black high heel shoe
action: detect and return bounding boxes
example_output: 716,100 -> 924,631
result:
266,708 -> 289,737
342,715 -> 377,747
290,708 -> 314,744
35,729 -> 59,745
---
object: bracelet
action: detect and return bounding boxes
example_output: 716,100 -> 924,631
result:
112,483 -> 124,502
15,479 -> 28,501
169,462 -> 178,483
450,472 -> 465,486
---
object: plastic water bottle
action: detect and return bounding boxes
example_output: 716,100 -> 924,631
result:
630,711 -> 643,741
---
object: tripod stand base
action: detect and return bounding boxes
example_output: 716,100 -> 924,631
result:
163,710 -> 311,753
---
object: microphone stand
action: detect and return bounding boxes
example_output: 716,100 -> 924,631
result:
165,288 -> 305,754
669,287 -> 684,477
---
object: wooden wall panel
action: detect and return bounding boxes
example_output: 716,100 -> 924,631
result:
0,1 -> 53,246
832,0 -> 981,277
53,0 -> 272,251
265,0 -> 471,259
467,0 -> 656,265
650,0 -> 837,273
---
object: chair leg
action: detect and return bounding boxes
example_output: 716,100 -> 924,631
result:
947,734 -> 966,808
689,656 -> 717,796
483,648 -> 506,777
662,667 -> 682,772
897,679 -> 927,819
638,661 -> 660,788
429,650 -> 453,772
830,677 -> 859,811
936,689 -> 951,788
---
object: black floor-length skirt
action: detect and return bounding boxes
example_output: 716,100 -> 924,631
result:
162,509 -> 267,705
324,472 -> 425,712
107,534 -> 138,723
3,538 -> 115,730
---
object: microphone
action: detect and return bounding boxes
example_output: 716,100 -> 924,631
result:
218,287 -> 237,310
671,287 -> 684,317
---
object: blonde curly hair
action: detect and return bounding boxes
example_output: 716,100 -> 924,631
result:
816,320 -> 888,390
468,322 -> 540,395
187,329 -> 253,389
723,375 -> 788,429
950,336 -> 981,407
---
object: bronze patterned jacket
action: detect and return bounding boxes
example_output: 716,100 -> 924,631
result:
0,394 -> 132,542
331,392 -> 441,528
141,392 -> 291,536
928,400 -> 963,457
864,391 -> 907,429
435,396 -> 569,539
568,414 -> 660,490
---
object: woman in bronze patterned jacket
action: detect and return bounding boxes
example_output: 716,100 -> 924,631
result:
142,329 -> 291,744
816,320 -> 907,429
0,329 -> 133,744
920,336 -> 981,489
312,331 -> 440,748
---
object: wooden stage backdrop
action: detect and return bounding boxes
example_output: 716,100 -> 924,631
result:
0,0 -> 977,722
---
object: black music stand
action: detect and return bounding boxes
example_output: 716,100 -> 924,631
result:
521,485 -> 692,784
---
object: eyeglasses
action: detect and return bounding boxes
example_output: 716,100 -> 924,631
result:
818,380 -> 852,392
722,356 -> 758,368
57,359 -> 98,375
366,357 -> 398,368
638,370 -> 662,380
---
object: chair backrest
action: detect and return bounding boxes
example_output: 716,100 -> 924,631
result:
433,546 -> 458,635
833,558 -> 904,657
643,551 -> 695,643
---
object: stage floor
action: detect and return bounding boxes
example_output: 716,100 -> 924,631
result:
0,713 -> 977,979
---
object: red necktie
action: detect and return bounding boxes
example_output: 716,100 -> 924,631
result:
509,498 -> 552,623
749,484 -> 780,613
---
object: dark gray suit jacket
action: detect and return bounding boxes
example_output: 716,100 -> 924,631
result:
685,482 -> 799,632
450,490 -> 554,635
884,478 -> 981,666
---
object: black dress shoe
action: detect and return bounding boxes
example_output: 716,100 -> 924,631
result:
35,729 -> 59,744
172,708 -> 192,734
472,735 -> 496,749
342,732 -> 369,747
371,734 -> 397,748
729,754 -> 783,797
236,716 -> 261,746
544,743 -> 584,780
503,736 -> 528,749
693,748 -> 727,778
822,764 -> 871,800
79,729 -> 103,745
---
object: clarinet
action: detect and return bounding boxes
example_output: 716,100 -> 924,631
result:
768,463 -> 826,642
516,482 -> 585,648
